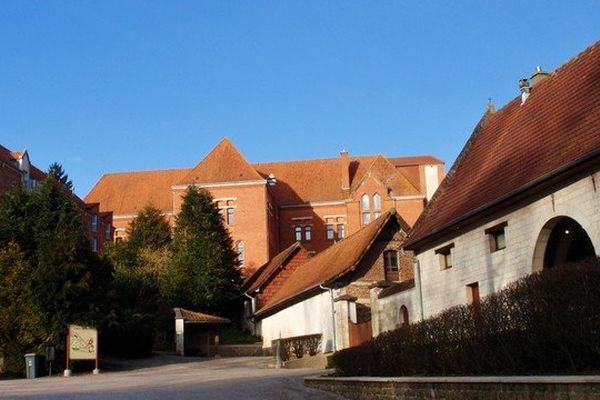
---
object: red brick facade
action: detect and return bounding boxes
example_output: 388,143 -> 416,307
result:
86,138 -> 444,274
0,144 -> 113,253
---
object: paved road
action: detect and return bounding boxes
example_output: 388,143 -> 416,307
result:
0,356 -> 344,399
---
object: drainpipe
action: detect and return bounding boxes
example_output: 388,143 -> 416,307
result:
413,259 -> 425,321
319,284 -> 337,352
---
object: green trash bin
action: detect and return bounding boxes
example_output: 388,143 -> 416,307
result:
24,353 -> 39,379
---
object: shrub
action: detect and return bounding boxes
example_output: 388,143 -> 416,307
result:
331,258 -> 600,376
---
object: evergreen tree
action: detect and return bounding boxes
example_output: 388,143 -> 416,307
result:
26,179 -> 112,345
0,179 -> 112,373
164,187 -> 242,316
47,162 -> 74,191
127,205 -> 172,251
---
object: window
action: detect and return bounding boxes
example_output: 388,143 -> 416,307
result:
384,250 -> 399,272
105,224 -> 112,241
485,222 -> 507,252
435,243 -> 454,270
373,193 -> 382,219
91,238 -> 98,252
467,282 -> 480,306
91,214 -> 98,233
294,226 -> 302,242
361,194 -> 370,225
400,305 -> 409,327
237,241 -> 245,267
305,225 -> 312,241
326,224 -> 335,240
337,224 -> 345,239
227,208 -> 235,225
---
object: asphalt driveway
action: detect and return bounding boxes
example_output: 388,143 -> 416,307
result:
0,355 -> 344,399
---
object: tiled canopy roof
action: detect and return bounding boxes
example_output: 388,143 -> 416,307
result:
173,308 -> 231,324
242,242 -> 302,294
255,209 -> 409,317
406,40 -> 600,251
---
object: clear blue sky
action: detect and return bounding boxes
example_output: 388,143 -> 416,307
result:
2,1 -> 600,197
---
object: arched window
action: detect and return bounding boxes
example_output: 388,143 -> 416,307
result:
237,241 -> 245,267
373,193 -> 382,219
361,194 -> 370,225
400,305 -> 409,327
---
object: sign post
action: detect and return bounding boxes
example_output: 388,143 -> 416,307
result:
64,325 -> 99,377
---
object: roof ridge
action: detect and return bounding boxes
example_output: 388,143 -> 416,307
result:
406,106 -> 495,247
99,167 -> 191,177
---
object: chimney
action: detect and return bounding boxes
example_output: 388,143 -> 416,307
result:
340,150 -> 350,193
530,65 -> 550,86
519,78 -> 531,105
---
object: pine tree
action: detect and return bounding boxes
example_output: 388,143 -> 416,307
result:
47,162 -> 74,191
164,187 -> 242,316
0,179 -> 112,370
127,205 -> 172,251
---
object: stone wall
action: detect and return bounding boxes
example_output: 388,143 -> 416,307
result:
305,376 -> 600,400
375,172 -> 600,326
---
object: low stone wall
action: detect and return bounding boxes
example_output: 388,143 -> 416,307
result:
305,375 -> 600,399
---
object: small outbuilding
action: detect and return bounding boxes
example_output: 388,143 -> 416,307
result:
174,308 -> 230,356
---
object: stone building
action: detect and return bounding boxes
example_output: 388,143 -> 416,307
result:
86,138 -> 443,275
371,40 -> 600,334
0,144 -> 113,252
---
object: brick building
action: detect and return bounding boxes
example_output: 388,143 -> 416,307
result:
371,40 -> 600,334
86,138 -> 443,274
250,209 -> 413,351
0,144 -> 113,252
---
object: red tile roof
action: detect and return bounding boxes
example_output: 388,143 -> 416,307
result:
177,138 -> 263,185
86,140 -> 442,213
406,40 -> 600,251
85,168 -> 189,214
242,242 -> 303,294
173,308 -> 231,324
255,209 -> 409,317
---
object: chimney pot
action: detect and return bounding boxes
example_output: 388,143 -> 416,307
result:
530,65 -> 550,86
340,150 -> 350,192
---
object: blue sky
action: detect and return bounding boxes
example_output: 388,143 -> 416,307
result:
1,1 -> 600,197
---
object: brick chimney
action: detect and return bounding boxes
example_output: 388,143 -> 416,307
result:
340,150 -> 350,193
530,66 -> 550,86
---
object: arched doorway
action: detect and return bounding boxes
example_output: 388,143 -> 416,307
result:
532,216 -> 596,271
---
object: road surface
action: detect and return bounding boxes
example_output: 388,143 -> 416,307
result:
0,355 -> 344,399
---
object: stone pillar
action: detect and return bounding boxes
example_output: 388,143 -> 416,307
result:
175,318 -> 185,356
369,281 -> 393,337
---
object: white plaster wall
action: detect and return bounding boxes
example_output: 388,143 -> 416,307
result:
376,288 -> 419,333
425,165 -> 439,200
414,173 -> 600,319
259,291 -> 336,352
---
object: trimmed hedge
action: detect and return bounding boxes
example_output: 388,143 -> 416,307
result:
331,258 -> 600,376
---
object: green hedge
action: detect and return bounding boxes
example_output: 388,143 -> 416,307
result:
331,258 -> 600,376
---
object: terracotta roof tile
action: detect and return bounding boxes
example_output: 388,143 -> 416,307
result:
174,308 -> 231,324
85,168 -> 189,215
349,155 -> 420,196
406,40 -> 600,249
243,242 -> 302,294
177,138 -> 263,185
256,209 -> 407,316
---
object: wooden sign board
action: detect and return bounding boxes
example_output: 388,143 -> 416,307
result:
68,325 -> 98,360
